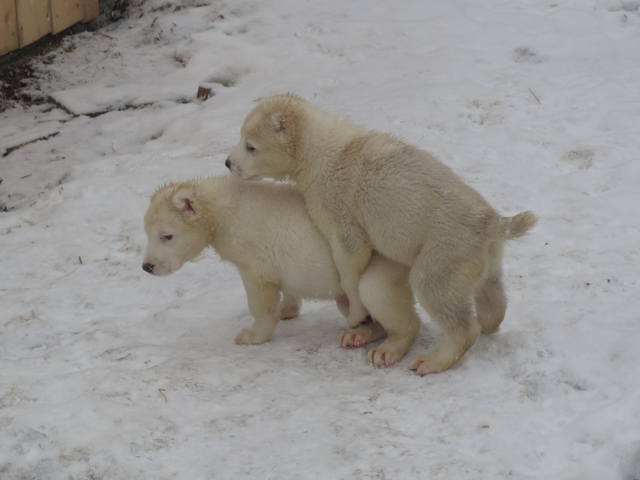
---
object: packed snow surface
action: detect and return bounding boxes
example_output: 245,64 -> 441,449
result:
1,0 -> 639,478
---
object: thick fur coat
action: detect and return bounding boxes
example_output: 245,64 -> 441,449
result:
227,94 -> 537,374
142,176 -> 419,365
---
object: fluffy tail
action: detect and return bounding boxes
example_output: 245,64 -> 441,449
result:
501,211 -> 537,239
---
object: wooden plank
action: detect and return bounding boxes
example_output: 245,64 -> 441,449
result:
16,0 -> 52,47
51,0 -> 83,34
82,0 -> 98,22
0,0 -> 19,55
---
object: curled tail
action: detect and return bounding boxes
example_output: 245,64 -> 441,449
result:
501,211 -> 537,239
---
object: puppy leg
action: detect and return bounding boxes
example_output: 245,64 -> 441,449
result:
360,256 -> 420,367
235,273 -> 281,345
475,242 -> 506,334
330,237 -> 372,328
409,250 -> 483,375
279,293 -> 302,320
335,294 -> 350,318
339,318 -> 386,348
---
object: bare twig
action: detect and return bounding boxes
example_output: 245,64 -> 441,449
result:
94,31 -> 115,40
48,97 -> 77,116
158,388 -> 168,403
2,132 -> 60,157
528,88 -> 542,104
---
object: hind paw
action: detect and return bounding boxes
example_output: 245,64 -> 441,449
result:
339,320 -> 386,348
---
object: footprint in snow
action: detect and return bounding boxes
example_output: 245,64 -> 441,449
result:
512,46 -> 545,64
561,148 -> 594,170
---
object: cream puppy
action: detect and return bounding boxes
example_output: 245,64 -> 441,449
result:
142,175 -> 419,366
226,94 -> 537,375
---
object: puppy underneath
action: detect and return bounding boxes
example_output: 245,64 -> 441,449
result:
142,175 -> 420,367
227,94 -> 537,375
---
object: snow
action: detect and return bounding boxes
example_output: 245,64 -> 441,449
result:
1,0 -> 640,478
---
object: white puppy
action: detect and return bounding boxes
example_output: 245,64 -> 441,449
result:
142,175 -> 419,366
226,94 -> 537,375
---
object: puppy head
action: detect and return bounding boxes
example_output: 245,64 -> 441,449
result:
226,94 -> 303,181
142,184 -> 210,276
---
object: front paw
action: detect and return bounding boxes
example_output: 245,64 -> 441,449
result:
234,328 -> 271,345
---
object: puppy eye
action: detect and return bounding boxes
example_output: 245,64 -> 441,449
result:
246,142 -> 256,152
161,234 -> 173,241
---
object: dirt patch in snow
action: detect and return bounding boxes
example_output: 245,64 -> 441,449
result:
0,0 -> 131,111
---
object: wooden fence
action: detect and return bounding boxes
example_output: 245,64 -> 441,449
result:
1,0 -> 99,56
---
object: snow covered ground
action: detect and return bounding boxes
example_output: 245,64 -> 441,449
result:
1,0 -> 640,478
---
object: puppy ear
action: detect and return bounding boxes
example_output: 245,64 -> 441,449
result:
172,187 -> 200,221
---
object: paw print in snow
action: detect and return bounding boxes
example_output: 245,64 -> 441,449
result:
463,99 -> 504,126
512,46 -> 545,64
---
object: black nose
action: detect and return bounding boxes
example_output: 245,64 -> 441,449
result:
225,157 -> 231,169
142,263 -> 155,274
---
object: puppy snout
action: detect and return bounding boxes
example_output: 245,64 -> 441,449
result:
142,263 -> 155,274
225,157 -> 231,169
